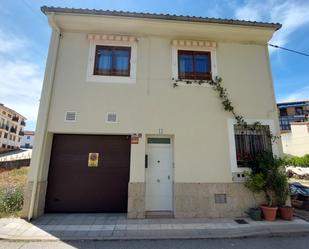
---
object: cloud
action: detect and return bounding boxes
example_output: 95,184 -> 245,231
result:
277,86 -> 309,102
0,31 -> 26,53
0,29 -> 43,131
235,5 -> 262,21
234,0 -> 309,49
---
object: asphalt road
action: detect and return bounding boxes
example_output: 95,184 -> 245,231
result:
1,236 -> 309,249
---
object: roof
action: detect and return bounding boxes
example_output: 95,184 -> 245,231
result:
0,103 -> 27,119
41,6 -> 282,30
277,100 -> 309,108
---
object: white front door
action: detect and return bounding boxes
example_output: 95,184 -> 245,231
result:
145,137 -> 173,211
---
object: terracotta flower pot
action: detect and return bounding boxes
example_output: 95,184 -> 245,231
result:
279,206 -> 294,220
261,206 -> 278,221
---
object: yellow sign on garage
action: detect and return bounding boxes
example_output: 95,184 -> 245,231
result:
88,153 -> 99,167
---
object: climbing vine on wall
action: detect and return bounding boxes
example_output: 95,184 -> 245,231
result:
172,76 -> 280,143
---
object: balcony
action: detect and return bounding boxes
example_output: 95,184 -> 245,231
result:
12,116 -> 19,122
21,120 -> 26,126
279,115 -> 307,131
19,130 -> 24,136
10,127 -> 17,133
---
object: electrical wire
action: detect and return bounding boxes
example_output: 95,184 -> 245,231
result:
268,43 -> 309,57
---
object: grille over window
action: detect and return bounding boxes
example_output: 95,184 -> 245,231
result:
234,124 -> 272,167
65,111 -> 77,121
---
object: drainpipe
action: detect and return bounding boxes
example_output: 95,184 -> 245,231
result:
28,13 -> 61,221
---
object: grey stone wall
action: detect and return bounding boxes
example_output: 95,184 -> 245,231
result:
174,183 -> 265,218
127,182 -> 146,218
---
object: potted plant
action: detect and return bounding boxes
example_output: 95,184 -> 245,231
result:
245,151 -> 284,221
275,171 -> 294,220
244,172 -> 264,220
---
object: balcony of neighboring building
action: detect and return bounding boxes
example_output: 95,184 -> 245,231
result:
0,124 -> 9,131
12,116 -> 19,122
277,101 -> 309,131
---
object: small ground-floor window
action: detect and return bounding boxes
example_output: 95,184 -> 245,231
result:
234,124 -> 272,167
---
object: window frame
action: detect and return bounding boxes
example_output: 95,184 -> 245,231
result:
172,45 -> 217,82
227,118 -> 279,173
234,124 -> 272,168
177,50 -> 212,80
87,39 -> 137,84
93,45 -> 131,77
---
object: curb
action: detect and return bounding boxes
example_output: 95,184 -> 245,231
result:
1,229 -> 309,241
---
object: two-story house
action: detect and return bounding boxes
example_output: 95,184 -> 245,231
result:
0,103 -> 26,153
22,6 -> 282,220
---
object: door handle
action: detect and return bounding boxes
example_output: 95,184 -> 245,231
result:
145,154 -> 148,168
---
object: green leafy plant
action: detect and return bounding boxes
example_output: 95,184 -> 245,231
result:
0,186 -> 24,214
273,171 -> 289,206
283,154 -> 309,167
244,151 -> 286,207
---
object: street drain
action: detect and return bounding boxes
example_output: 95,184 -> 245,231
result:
234,219 -> 248,224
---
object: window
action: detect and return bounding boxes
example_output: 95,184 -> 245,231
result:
295,107 -> 303,115
178,50 -> 211,80
2,144 -> 5,148
94,46 -> 131,77
87,36 -> 137,84
279,108 -> 287,117
27,136 -> 30,139
4,133 -> 7,138
234,124 -> 272,167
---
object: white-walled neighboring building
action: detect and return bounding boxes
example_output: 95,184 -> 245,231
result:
281,122 -> 309,156
21,131 -> 35,149
0,103 -> 26,153
23,6 -> 282,220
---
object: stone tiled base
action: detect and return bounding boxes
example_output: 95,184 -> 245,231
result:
22,181 -> 264,220
174,183 -> 265,218
127,182 -> 146,218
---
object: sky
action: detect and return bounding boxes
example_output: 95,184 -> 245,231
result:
0,0 -> 308,131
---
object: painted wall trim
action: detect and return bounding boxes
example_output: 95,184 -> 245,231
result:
27,16 -> 61,220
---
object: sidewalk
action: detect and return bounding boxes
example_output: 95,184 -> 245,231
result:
0,214 -> 308,241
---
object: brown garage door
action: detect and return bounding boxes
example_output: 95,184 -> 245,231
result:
45,134 -> 131,213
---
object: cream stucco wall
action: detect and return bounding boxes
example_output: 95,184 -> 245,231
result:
42,32 -> 281,183
282,123 -> 309,156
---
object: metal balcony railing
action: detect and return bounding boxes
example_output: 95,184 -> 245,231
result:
12,116 -> 19,122
279,115 -> 307,131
